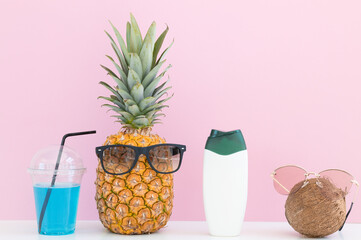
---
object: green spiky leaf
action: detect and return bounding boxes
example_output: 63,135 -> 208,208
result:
145,110 -> 156,118
154,86 -> 172,101
127,68 -> 141,90
105,31 -> 128,73
129,53 -> 143,79
153,78 -> 170,96
142,60 -> 166,88
99,81 -> 123,100
126,22 -> 131,51
117,87 -> 133,100
98,96 -> 125,109
144,70 -> 168,98
124,98 -> 137,107
157,93 -> 174,105
128,104 -> 141,116
156,39 -> 174,65
133,116 -> 150,127
139,97 -> 155,111
118,111 -> 134,121
143,102 -> 168,114
129,13 -> 142,54
152,25 -> 169,67
111,115 -> 128,122
154,113 -> 166,118
100,64 -> 118,78
130,82 -> 144,103
110,75 -> 128,92
109,21 -> 130,64
105,55 -> 127,84
140,22 -> 156,76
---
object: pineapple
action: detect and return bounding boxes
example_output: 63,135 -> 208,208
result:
96,13 -> 174,234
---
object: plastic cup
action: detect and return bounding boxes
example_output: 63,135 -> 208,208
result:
28,145 -> 86,235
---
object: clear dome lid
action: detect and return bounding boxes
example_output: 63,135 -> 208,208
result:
28,145 -> 86,175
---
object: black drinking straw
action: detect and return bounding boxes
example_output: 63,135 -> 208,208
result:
38,130 -> 96,233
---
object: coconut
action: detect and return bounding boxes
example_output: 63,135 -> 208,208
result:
285,178 -> 346,238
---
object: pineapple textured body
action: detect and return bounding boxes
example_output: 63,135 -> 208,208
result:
95,128 -> 174,234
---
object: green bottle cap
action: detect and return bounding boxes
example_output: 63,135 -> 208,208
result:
205,129 -> 247,155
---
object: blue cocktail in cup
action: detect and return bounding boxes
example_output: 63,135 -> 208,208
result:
33,183 -> 81,234
28,145 -> 86,235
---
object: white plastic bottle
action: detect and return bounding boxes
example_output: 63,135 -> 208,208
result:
203,129 -> 248,236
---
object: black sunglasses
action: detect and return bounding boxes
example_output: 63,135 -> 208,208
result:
95,144 -> 186,175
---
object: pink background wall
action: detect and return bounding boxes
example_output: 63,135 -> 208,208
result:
1,0 -> 361,222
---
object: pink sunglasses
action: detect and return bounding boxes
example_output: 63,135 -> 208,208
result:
270,165 -> 359,231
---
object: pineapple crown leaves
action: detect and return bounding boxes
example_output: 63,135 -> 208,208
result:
99,13 -> 174,129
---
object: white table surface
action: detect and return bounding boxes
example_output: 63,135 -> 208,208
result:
0,221 -> 360,239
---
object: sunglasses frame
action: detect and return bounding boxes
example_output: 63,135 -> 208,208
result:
271,165 -> 359,195
270,164 -> 359,231
95,143 -> 186,175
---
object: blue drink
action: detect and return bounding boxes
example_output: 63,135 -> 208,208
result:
33,183 -> 80,235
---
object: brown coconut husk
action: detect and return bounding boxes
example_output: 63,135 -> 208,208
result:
285,178 -> 346,238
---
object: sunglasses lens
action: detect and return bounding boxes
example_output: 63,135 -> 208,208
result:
149,145 -> 181,173
273,166 -> 306,195
102,146 -> 135,174
319,170 -> 353,195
